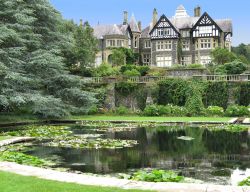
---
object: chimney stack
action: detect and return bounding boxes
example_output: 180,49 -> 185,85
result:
80,19 -> 83,27
152,8 -> 158,26
138,21 -> 142,31
194,6 -> 201,17
123,11 -> 128,25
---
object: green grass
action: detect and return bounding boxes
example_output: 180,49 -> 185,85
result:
0,114 -> 38,124
71,115 -> 231,122
0,136 -> 12,141
0,171 -> 153,192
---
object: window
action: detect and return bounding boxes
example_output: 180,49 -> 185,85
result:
182,40 -> 190,51
199,26 -> 213,34
145,40 -> 151,48
181,30 -> 190,37
213,39 -> 218,48
134,36 -> 138,48
156,41 -> 172,51
200,55 -> 212,65
181,56 -> 191,66
200,39 -> 211,49
117,40 -> 124,47
143,54 -> 151,65
106,40 -> 116,47
156,56 -> 172,67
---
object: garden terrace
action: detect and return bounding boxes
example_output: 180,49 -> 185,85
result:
83,74 -> 250,84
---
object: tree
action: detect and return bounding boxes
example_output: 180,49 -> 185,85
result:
214,60 -> 247,75
0,0 -> 96,118
111,48 -> 126,66
211,48 -> 237,65
72,22 -> 98,73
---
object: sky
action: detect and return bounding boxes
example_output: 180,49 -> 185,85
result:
50,0 -> 250,46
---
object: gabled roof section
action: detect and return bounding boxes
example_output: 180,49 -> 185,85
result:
216,19 -> 233,34
93,24 -> 123,39
192,12 -> 222,32
149,14 -> 180,35
129,14 -> 140,32
141,26 -> 151,38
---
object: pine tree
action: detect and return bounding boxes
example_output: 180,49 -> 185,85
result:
0,0 -> 96,118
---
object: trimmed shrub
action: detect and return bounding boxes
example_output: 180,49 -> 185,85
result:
206,106 -> 224,116
88,105 -> 98,115
170,105 -> 188,117
225,105 -> 250,117
143,105 -> 159,116
115,106 -> 130,115
123,69 -> 141,77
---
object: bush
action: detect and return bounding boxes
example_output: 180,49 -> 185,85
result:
88,105 -> 98,115
137,66 -> 150,76
187,63 -> 204,69
143,105 -> 159,116
93,63 -> 119,77
143,104 -> 188,117
115,106 -> 130,115
206,106 -> 224,116
123,69 -> 141,77
225,105 -> 250,117
239,177 -> 250,186
131,170 -> 184,183
215,60 -> 247,75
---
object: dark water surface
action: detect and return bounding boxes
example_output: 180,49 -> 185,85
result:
13,124 -> 250,185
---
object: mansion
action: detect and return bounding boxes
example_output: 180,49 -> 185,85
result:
93,5 -> 233,67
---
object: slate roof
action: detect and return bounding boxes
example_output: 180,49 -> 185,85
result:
215,19 -> 233,33
93,24 -> 124,38
129,14 -> 140,32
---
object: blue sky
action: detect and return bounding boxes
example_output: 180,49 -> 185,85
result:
50,0 -> 250,46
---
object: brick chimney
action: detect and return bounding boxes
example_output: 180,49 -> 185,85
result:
138,21 -> 142,31
194,6 -> 201,17
123,11 -> 128,25
152,8 -> 158,26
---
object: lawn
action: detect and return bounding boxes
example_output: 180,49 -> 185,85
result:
0,136 -> 12,141
0,171 -> 153,192
71,115 -> 232,122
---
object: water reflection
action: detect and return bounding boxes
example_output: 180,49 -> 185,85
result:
25,125 -> 250,185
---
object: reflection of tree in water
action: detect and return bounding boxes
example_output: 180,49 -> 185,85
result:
202,129 -> 249,154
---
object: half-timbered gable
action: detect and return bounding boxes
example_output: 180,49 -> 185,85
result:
149,15 -> 180,39
192,12 -> 222,38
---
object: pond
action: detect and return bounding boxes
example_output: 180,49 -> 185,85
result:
1,123 -> 250,185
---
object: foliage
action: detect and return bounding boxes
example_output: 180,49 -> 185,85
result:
0,0 -> 96,118
187,64 -> 205,69
215,60 -> 247,75
237,82 -> 250,106
143,104 -> 188,117
203,82 -> 229,109
211,48 -> 237,65
0,151 -> 51,167
93,63 -> 119,77
111,48 -> 126,66
87,105 -> 99,115
120,64 -> 150,76
225,105 -> 250,117
158,78 -> 190,106
205,124 -> 248,133
239,177 -> 250,186
131,170 -> 184,183
185,86 -> 205,116
206,106 -> 224,116
4,125 -> 72,139
123,69 -> 141,77
232,43 -> 250,64
115,82 -> 138,96
71,22 -> 98,74
115,106 -> 130,115
46,137 -> 138,149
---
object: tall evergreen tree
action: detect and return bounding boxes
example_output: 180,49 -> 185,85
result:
0,0 -> 96,118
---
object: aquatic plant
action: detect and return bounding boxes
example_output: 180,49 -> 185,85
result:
238,177 -> 250,186
0,151 -> 53,167
130,169 -> 184,183
3,125 -> 72,139
201,124 -> 248,132
45,136 -> 138,149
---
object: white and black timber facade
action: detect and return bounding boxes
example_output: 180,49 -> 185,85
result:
93,5 -> 233,67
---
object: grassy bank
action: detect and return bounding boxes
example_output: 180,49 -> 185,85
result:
0,171 -> 152,192
0,136 -> 12,141
71,115 -> 232,122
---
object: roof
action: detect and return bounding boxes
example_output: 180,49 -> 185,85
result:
93,24 -> 124,38
170,17 -> 199,29
215,19 -> 233,33
141,26 -> 151,38
129,14 -> 140,32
